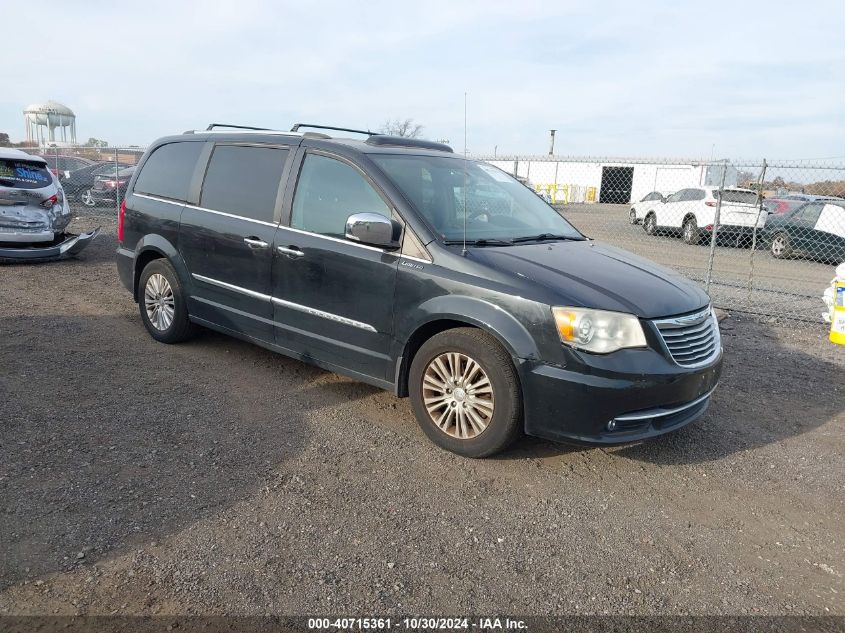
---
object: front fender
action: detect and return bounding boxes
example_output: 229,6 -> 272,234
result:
403,294 -> 543,361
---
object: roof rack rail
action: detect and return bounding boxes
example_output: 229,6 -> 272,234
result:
291,123 -> 373,136
365,135 -> 453,153
206,123 -> 272,131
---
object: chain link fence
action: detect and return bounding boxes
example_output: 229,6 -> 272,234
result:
14,144 -> 843,322
481,155 -> 845,322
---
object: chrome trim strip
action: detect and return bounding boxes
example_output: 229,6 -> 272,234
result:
132,193 -> 279,227
280,225 -> 393,254
400,254 -> 432,264
191,274 -> 377,333
184,203 -> 278,227
271,297 -> 377,332
133,192 -> 181,206
192,274 -> 271,301
614,388 -> 716,422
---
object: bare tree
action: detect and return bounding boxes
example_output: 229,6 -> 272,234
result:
0,132 -> 10,147
380,118 -> 424,138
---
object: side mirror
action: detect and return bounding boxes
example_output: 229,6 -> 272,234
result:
345,212 -> 401,249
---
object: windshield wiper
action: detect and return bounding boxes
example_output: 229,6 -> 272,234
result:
443,238 -> 514,247
510,233 -> 584,243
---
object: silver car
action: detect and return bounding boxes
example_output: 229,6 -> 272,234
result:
0,148 -> 98,259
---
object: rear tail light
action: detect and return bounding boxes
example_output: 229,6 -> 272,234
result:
41,194 -> 58,208
705,201 -> 718,207
704,224 -> 714,231
118,199 -> 126,242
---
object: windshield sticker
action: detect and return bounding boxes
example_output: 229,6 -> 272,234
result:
477,164 -> 514,182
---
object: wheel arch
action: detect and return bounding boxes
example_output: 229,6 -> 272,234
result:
394,297 -> 540,398
132,235 -> 191,301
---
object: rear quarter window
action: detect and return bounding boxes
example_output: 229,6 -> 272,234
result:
718,190 -> 758,204
0,159 -> 52,189
133,142 -> 203,201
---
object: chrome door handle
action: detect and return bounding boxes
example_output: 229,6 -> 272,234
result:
277,245 -> 305,258
244,237 -> 269,249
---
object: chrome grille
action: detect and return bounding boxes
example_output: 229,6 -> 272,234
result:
653,307 -> 720,367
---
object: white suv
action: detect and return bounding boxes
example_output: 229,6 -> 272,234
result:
641,187 -> 766,245
629,191 -> 667,224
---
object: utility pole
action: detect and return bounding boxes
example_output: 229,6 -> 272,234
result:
549,129 -> 556,155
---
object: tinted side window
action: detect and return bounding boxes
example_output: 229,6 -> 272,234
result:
798,203 -> 823,224
134,142 -> 203,201
666,190 -> 685,203
685,189 -> 705,201
200,145 -> 288,223
291,154 -> 391,238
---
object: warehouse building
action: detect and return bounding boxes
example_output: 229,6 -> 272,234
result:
481,156 -> 739,204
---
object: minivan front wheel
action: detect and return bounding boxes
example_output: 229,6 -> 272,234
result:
409,328 -> 522,457
138,259 -> 195,343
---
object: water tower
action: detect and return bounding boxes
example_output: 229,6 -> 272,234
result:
24,100 -> 77,145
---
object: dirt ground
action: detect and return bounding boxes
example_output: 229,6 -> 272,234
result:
0,213 -> 843,617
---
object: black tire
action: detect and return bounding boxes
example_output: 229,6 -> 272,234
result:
408,328 -> 522,458
644,213 -> 657,235
682,216 -> 700,245
137,258 -> 196,343
770,232 -> 792,259
629,209 -> 638,224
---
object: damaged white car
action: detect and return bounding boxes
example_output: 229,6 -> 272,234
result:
0,148 -> 98,260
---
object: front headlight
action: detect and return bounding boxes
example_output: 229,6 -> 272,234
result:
552,307 -> 647,354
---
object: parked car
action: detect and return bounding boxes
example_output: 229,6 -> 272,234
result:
0,148 -> 99,259
31,153 -> 95,177
88,166 -> 135,206
117,124 -> 722,457
780,193 -> 844,202
60,161 -> 132,204
762,198 -> 805,215
765,200 -> 845,262
629,191 -> 667,224
642,187 -> 765,245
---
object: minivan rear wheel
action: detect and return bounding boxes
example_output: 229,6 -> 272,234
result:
409,328 -> 522,457
138,259 -> 195,343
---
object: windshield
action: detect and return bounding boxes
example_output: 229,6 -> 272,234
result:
372,155 -> 583,243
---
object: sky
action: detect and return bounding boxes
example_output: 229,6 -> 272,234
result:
3,0 -> 844,159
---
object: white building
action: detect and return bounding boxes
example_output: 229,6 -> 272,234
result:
481,156 -> 739,204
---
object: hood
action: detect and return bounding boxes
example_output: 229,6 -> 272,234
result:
470,240 -> 710,319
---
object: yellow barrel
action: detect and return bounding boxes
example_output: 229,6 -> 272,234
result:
831,279 -> 845,345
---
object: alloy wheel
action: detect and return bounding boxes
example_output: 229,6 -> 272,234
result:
422,352 -> 494,439
772,235 -> 786,256
81,190 -> 95,206
144,273 -> 175,331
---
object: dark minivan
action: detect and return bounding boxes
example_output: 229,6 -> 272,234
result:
116,124 -> 722,457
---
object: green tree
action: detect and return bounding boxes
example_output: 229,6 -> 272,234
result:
0,133 -> 10,147
84,137 -> 108,148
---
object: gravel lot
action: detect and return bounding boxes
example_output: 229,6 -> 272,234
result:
0,210 -> 843,617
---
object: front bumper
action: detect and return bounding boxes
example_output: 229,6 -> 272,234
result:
518,348 -> 722,444
0,228 -> 100,261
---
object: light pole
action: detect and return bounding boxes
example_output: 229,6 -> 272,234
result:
549,129 -> 556,155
